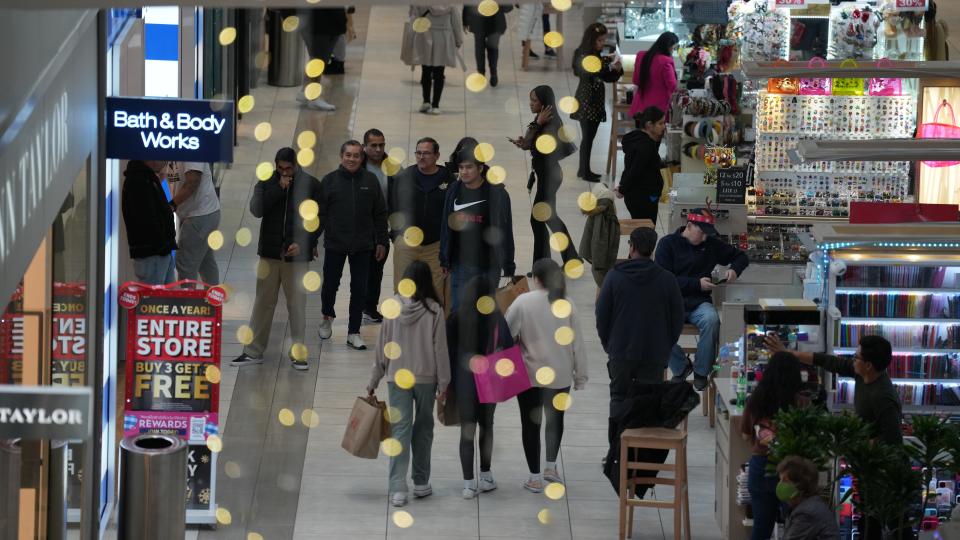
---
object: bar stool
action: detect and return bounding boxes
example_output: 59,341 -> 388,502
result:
606,80 -> 632,179
678,324 -> 716,425
618,421 -> 691,540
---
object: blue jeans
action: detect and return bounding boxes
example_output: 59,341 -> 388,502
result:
748,455 -> 782,540
450,265 -> 500,312
133,254 -> 176,285
387,382 -> 436,494
669,302 -> 720,378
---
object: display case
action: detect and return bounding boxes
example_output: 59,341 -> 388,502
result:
815,223 -> 960,414
742,302 -> 822,377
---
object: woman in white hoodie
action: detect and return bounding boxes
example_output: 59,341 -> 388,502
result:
505,259 -> 589,492
368,260 -> 450,508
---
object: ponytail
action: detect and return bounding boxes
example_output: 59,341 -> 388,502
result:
532,259 -> 566,304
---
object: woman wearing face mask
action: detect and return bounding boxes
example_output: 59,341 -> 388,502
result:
570,22 -> 623,182
509,85 -> 580,264
616,106 -> 667,223
741,352 -> 803,540
775,456 -> 839,540
629,32 -> 679,120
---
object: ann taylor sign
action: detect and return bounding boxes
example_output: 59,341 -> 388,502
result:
0,385 -> 92,440
105,97 -> 234,162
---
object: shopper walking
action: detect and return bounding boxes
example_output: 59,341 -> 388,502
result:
439,147 -> 516,311
505,259 -> 588,492
403,5 -> 464,115
296,7 -> 346,111
389,137 -> 451,305
571,22 -> 623,181
317,140 -> 389,351
171,162 -> 220,285
516,3 -> 543,62
597,228 -> 684,429
447,275 -> 513,499
616,106 -> 667,223
656,208 -> 749,390
776,456 -> 841,540
231,148 -> 321,371
628,32 -> 679,119
741,352 -> 804,540
367,261 -> 450,508
462,3 -> 512,87
363,128 -> 389,323
122,160 -> 177,286
510,85 -> 579,264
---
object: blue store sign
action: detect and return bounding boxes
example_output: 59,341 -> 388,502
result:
105,97 -> 234,162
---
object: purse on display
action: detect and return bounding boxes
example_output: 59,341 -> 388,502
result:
917,100 -> 960,168
767,77 -> 800,95
831,59 -> 865,96
868,59 -> 902,96
799,57 -> 831,96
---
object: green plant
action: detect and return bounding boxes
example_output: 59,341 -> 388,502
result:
767,405 -> 834,468
842,438 -> 922,539
905,414 -> 958,508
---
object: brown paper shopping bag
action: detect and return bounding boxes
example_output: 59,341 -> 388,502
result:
341,396 -> 387,459
495,276 -> 530,313
436,387 -> 459,426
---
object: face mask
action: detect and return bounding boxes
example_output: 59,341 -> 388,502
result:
776,481 -> 800,503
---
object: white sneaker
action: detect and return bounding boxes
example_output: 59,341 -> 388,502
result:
543,467 -> 562,484
419,102 -> 431,113
307,98 -> 336,111
428,107 -> 442,115
346,333 -> 367,350
479,475 -> 497,493
462,480 -> 478,499
318,317 -> 333,340
413,483 -> 432,498
390,492 -> 408,507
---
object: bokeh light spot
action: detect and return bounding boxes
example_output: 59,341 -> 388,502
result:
394,368 -> 416,389
469,355 -> 490,374
235,227 -> 252,247
384,341 -> 402,360
403,226 -> 424,247
278,408 -> 296,427
549,232 -> 570,252
388,147 -> 407,164
412,17 -> 431,33
299,200 -> 319,220
551,299 -> 572,319
256,260 -> 272,279
207,230 -> 225,251
545,481 -> 566,499
254,122 -> 272,142
393,510 -> 414,528
216,507 -> 233,525
304,216 -> 320,232
536,134 -> 557,154
577,191 -> 598,212
487,165 -> 506,184
218,27 -> 237,46
247,534 -> 263,540
297,130 -> 317,149
558,96 -> 580,114
532,202 -> 552,222
297,147 -> 315,167
476,295 -> 495,314
224,461 -> 242,478
466,73 -> 488,92
554,326 -> 574,346
381,298 -> 402,319
581,55 -> 602,73
478,0 -> 499,16
564,259 -> 585,279
398,278 -> 417,298
551,0 -> 572,11
305,58 -> 326,77
384,406 -> 403,424
282,15 -> 300,32
552,392 -> 573,411
474,142 -> 495,162
301,409 -> 320,428
206,434 -> 223,453
382,157 -> 403,176
559,124 -> 577,143
302,271 -> 321,292
256,162 -> 273,181
238,95 -> 255,114
237,325 -> 254,345
538,508 -> 552,524
205,365 -> 222,384
304,82 -> 323,101
290,343 -> 308,361
536,367 -> 556,386
495,358 -> 515,377
544,31 -> 564,48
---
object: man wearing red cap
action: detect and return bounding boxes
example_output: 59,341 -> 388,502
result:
655,208 -> 749,390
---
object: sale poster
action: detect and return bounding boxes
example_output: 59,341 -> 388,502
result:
121,281 -> 225,522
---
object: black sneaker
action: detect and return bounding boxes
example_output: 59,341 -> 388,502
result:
325,59 -> 345,74
231,353 -> 263,367
490,74 -> 499,87
693,374 -> 709,391
671,360 -> 694,383
528,50 -> 540,59
363,310 -> 384,324
290,357 -> 308,371
545,48 -> 557,57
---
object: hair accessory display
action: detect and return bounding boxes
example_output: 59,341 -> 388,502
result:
727,0 -> 790,62
829,4 -> 881,60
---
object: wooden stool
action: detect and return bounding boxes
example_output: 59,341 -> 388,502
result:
618,425 -> 691,540
606,79 -> 633,179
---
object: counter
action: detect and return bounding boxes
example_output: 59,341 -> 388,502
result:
713,378 -> 753,540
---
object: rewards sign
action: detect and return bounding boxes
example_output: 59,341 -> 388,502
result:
120,280 -> 225,524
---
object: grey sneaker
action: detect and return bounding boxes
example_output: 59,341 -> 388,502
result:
231,353 -> 263,367
390,492 -> 408,507
346,333 -> 367,350
479,475 -> 497,493
419,102 -> 431,113
290,357 -> 308,371
413,483 -> 432,498
306,98 -> 336,111
318,317 -> 333,340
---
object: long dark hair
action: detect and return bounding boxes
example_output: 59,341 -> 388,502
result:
532,259 -> 565,303
454,276 -> 501,355
638,32 -> 679,92
577,22 -> 608,58
744,352 -> 802,425
402,260 -> 440,314
449,136 -> 478,168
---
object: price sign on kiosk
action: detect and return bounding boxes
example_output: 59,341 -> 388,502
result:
716,167 -> 748,205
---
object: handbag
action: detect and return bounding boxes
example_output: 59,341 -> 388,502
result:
799,57 -> 830,96
436,387 -> 459,426
474,323 -> 531,403
400,19 -> 415,66
831,59 -> 865,96
917,100 -> 960,168
868,59 -> 902,96
767,77 -> 799,95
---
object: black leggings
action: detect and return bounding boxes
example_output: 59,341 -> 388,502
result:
459,402 -> 496,480
531,160 -> 579,263
517,386 -> 569,473
420,65 -> 446,108
473,31 -> 501,76
578,119 -> 601,177
624,194 -> 659,225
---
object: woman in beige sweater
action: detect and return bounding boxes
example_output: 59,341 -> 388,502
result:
368,260 -> 450,508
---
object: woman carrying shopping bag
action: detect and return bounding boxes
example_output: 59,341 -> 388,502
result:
447,275 -> 513,499
504,259 -> 588,492
367,261 -> 450,508
403,5 -> 464,115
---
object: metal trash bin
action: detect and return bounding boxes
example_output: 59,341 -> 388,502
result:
118,434 -> 187,540
0,439 -> 68,540
267,9 -> 305,87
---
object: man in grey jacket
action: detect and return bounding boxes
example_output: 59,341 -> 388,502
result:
317,140 -> 389,350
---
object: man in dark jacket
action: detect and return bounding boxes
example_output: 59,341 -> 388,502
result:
596,227 -> 684,422
317,140 -> 388,351
656,208 -> 749,390
389,137 -> 452,308
122,160 -> 177,285
232,147 -> 321,371
439,150 -> 515,311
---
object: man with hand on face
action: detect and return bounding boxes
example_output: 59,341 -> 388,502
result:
389,137 -> 453,309
362,128 -> 390,323
232,147 -> 322,371
317,140 -> 389,351
655,208 -> 748,390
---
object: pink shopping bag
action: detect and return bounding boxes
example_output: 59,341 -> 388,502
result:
918,100 -> 960,168
869,59 -> 902,96
473,325 -> 531,403
800,57 -> 830,96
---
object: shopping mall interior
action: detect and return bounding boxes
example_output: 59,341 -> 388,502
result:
2,1 -> 960,539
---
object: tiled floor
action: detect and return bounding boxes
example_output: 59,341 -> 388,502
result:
194,6 -> 722,540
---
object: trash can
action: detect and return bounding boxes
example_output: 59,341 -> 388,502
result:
267,9 -> 305,87
118,434 -> 187,540
0,439 -> 68,539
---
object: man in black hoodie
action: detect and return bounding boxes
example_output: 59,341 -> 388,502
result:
122,160 -> 177,285
317,140 -> 389,351
232,147 -> 322,371
596,227 -> 684,422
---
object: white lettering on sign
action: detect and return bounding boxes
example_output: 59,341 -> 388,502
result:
110,109 -> 226,153
895,0 -> 927,10
0,407 -> 83,425
0,92 -> 70,265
